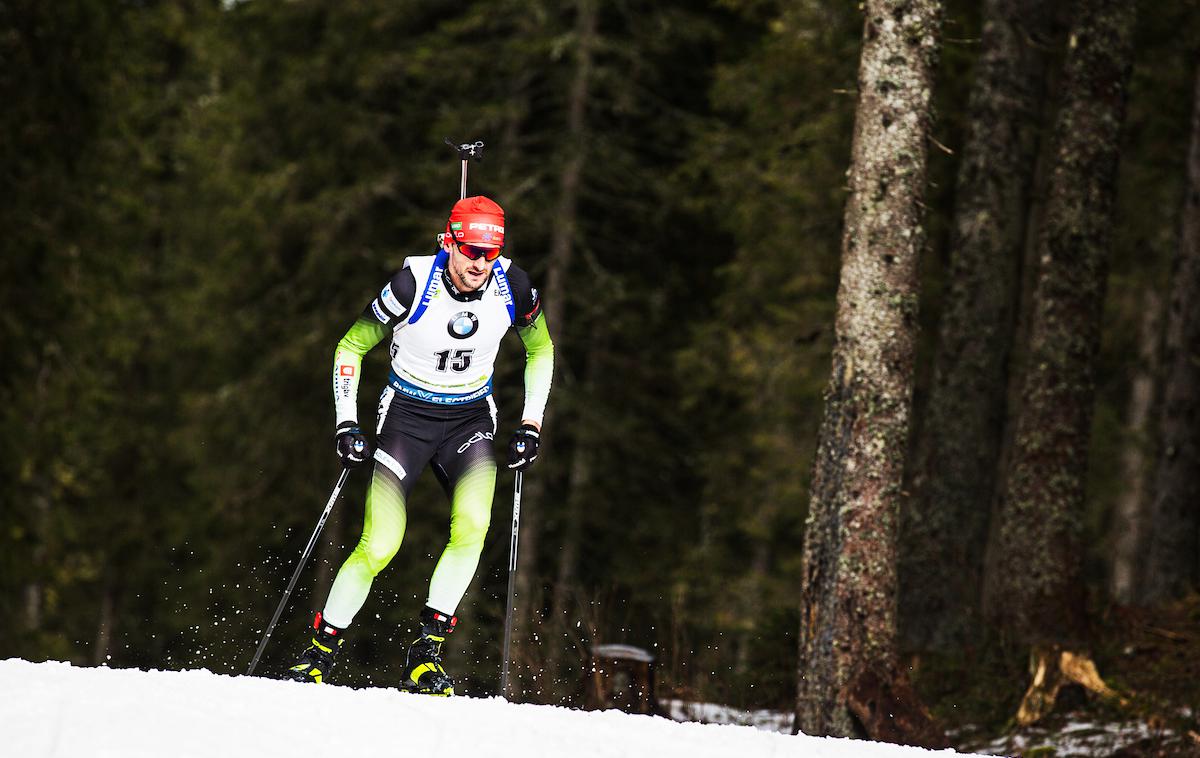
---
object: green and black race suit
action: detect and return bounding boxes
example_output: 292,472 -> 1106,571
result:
321,250 -> 553,627
333,250 -> 552,423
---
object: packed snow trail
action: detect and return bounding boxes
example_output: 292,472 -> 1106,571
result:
3,659 -> 980,757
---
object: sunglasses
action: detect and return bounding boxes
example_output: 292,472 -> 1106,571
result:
455,241 -> 503,262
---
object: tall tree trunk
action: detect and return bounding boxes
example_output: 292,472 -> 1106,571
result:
510,0 -> 595,701
901,0 -> 1052,653
541,0 -> 594,355
23,494 -> 50,634
546,337 -> 603,696
795,0 -> 945,745
735,540 -> 771,678
983,0 -> 1136,646
496,4 -> 539,199
549,411 -> 591,623
1108,288 -> 1162,603
1142,59 -> 1200,603
985,18 -> 1068,631
92,582 -> 116,666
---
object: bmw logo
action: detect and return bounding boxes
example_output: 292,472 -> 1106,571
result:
448,311 -> 479,339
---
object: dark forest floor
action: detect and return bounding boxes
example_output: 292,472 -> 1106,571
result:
915,595 -> 1200,757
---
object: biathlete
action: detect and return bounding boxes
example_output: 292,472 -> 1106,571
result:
287,196 -> 553,695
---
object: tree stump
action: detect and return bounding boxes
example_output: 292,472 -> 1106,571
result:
584,644 -> 656,715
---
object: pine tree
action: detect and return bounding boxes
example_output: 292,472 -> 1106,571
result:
1142,59 -> 1200,602
900,0 -> 1053,652
983,0 -> 1137,725
795,0 -> 945,744
674,0 -> 862,706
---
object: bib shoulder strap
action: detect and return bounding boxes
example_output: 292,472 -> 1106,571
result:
408,250 -> 449,325
492,259 -> 516,324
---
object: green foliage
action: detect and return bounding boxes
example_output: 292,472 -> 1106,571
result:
1087,0 -> 1199,575
669,0 -> 860,706
2,0 -> 1197,734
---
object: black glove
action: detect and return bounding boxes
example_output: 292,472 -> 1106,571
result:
506,424 -> 540,471
335,424 -> 372,468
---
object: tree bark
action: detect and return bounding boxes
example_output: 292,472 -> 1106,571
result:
23,494 -> 50,633
901,0 -> 1052,653
510,0 -> 596,701
795,0 -> 945,745
1142,59 -> 1200,603
1108,288 -> 1162,603
541,0 -> 594,347
92,582 -> 116,666
546,337 -> 603,695
983,0 -> 1137,644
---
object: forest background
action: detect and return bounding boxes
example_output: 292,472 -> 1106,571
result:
2,0 -> 1198,750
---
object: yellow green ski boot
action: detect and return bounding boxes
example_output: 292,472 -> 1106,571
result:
401,607 -> 456,696
286,612 -> 344,684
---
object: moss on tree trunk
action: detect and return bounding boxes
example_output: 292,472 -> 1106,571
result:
983,0 -> 1136,645
901,0 -> 1053,653
1108,287 -> 1162,604
795,0 -> 944,745
1142,60 -> 1200,603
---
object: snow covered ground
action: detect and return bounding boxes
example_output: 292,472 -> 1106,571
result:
3,658 -> 985,758
661,697 -> 796,733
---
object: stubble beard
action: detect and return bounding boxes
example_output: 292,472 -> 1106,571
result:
449,258 -> 488,292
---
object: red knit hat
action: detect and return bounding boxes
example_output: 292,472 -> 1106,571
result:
446,196 -> 505,249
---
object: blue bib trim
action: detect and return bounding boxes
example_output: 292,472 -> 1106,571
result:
388,372 -> 492,405
408,249 -> 449,326
492,259 -> 516,324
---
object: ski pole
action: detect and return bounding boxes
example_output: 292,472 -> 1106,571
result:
500,470 -> 523,699
246,466 -> 351,676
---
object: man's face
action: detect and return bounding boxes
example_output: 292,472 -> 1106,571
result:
445,238 -> 495,292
